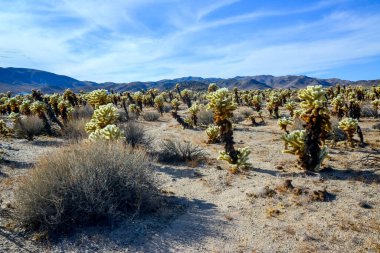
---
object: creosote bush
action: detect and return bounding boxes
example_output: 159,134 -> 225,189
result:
143,111 -> 160,121
122,122 -> 151,148
158,139 -> 206,163
15,141 -> 159,232
13,116 -> 44,141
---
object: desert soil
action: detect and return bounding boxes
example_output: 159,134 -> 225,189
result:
0,109 -> 379,253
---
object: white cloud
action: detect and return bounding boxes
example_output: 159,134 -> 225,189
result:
0,0 -> 379,82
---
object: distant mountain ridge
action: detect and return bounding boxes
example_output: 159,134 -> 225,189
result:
0,67 -> 378,93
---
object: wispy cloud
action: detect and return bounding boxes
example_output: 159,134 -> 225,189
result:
0,0 -> 379,82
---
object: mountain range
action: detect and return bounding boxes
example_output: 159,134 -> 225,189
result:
0,67 -> 378,94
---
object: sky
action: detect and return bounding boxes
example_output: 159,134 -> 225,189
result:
0,0 -> 380,82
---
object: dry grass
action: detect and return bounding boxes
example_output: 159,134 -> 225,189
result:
143,111 -> 160,121
61,118 -> 88,142
122,122 -> 152,148
158,139 -> 206,163
13,116 -> 44,141
196,109 -> 214,126
14,141 -> 160,232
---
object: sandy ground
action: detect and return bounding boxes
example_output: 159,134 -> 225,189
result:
0,108 -> 379,253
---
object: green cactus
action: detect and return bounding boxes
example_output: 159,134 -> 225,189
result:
207,88 -> 248,170
154,95 -> 165,115
171,98 -> 180,112
277,117 -> 293,133
129,104 -> 141,118
284,85 -> 331,171
208,83 -> 219,93
20,100 -> 32,116
0,119 -> 11,137
89,124 -> 124,141
284,101 -> 297,117
85,103 -> 119,133
206,124 -> 220,143
187,102 -> 200,126
338,117 -> 358,147
218,146 -> 251,173
87,89 -> 108,108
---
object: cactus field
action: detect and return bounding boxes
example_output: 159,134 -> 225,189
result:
0,84 -> 380,252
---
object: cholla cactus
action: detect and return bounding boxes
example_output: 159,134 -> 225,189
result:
20,100 -> 32,115
285,85 -> 331,171
267,94 -> 281,118
207,88 -> 244,169
188,102 -> 200,126
180,89 -> 192,108
218,146 -> 251,173
371,99 -> 380,117
132,91 -> 144,110
87,89 -> 108,108
85,103 -> 119,133
171,98 -> 180,112
331,95 -> 346,119
207,88 -> 237,122
285,101 -> 297,117
282,130 -> 328,171
251,95 -> 262,112
30,101 -> 52,134
89,124 -> 124,141
129,104 -> 141,118
277,117 -> 293,133
338,118 -> 358,147
0,119 -> 11,136
206,124 -> 220,143
208,83 -> 219,93
154,95 -> 165,115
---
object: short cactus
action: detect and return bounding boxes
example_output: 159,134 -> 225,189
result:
85,103 -> 119,133
87,89 -> 108,108
89,124 -> 124,141
277,117 -> 293,133
206,124 -> 220,143
218,146 -> 251,173
338,117 -> 358,147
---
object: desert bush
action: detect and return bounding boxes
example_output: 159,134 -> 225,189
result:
143,111 -> 160,121
158,139 -> 206,163
361,104 -> 378,117
373,122 -> 380,130
239,107 -> 254,118
15,141 -> 159,232
14,116 -> 44,141
61,118 -> 88,142
326,120 -> 347,142
163,103 -> 172,113
122,122 -> 151,148
196,109 -> 214,126
231,113 -> 244,124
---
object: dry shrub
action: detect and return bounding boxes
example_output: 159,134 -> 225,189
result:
373,122 -> 380,130
122,122 -> 152,148
72,105 -> 93,119
14,116 -> 44,141
197,109 -> 214,126
158,139 -> 206,163
163,103 -> 172,113
361,104 -> 378,118
326,119 -> 347,142
143,111 -> 160,121
239,107 -> 254,118
231,113 -> 244,123
61,118 -> 88,142
15,141 -> 159,232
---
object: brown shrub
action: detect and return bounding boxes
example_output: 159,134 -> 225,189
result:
196,109 -> 214,126
14,116 -> 44,141
15,141 -> 160,232
158,139 -> 206,163
143,111 -> 160,121
61,118 -> 88,142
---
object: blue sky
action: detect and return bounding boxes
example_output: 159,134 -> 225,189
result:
0,0 -> 380,82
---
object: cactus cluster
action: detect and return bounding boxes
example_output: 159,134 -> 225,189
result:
85,103 -> 123,141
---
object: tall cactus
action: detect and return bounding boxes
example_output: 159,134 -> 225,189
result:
283,85 -> 331,171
